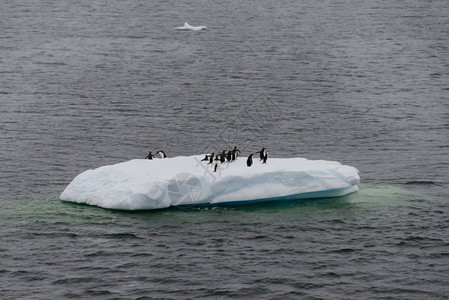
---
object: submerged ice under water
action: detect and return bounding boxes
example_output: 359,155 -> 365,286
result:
1,0 -> 448,299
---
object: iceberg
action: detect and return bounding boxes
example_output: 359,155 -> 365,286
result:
174,22 -> 207,31
60,155 -> 360,210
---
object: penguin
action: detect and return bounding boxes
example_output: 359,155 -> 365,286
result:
208,153 -> 215,164
233,146 -> 240,158
256,147 -> 266,161
247,153 -> 254,167
145,151 -> 154,160
220,150 -> 226,163
201,155 -> 209,161
214,162 -> 220,173
214,154 -> 221,161
231,150 -> 236,161
155,150 -> 167,158
263,151 -> 268,164
226,150 -> 232,162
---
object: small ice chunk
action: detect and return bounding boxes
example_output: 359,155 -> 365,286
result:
175,22 -> 207,31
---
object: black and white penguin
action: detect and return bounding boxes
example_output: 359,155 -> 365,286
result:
247,153 -> 254,167
214,162 -> 220,173
145,151 -> 154,160
256,147 -> 266,161
262,151 -> 268,164
231,150 -> 236,161
226,150 -> 232,162
155,150 -> 167,158
201,155 -> 209,161
233,146 -> 240,158
220,150 -> 226,163
208,153 -> 215,164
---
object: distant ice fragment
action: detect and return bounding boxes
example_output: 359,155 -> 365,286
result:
175,22 -> 207,31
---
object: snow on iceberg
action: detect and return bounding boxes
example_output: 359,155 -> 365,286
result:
174,22 -> 207,31
60,155 -> 360,210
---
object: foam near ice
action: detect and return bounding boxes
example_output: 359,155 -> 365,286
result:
60,155 -> 360,210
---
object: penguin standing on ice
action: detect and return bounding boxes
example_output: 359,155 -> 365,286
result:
201,155 -> 209,161
256,147 -> 266,161
145,151 -> 154,160
247,153 -> 254,167
214,162 -> 220,173
262,151 -> 268,164
155,150 -> 167,158
226,150 -> 232,162
220,150 -> 226,163
208,153 -> 215,164
233,146 -> 240,158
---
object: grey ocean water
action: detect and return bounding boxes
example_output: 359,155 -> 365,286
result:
1,0 -> 448,299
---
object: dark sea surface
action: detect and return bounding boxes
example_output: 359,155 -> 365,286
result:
1,0 -> 448,299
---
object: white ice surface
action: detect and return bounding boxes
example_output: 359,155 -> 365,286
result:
60,155 -> 360,210
174,22 -> 207,30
